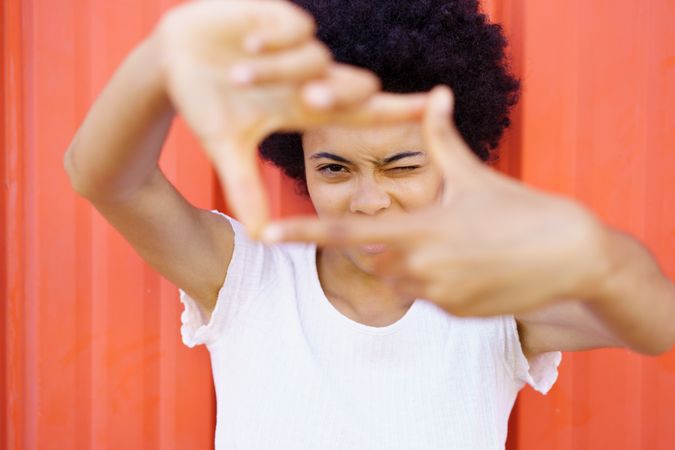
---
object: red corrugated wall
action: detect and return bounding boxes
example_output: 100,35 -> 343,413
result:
2,0 -> 674,449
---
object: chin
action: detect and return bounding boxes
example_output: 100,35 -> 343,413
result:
345,249 -> 380,274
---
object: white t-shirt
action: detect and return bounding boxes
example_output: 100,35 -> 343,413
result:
179,212 -> 561,450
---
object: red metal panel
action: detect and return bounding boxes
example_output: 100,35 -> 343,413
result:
3,0 -> 29,448
1,0 -> 220,448
502,0 -> 675,449
2,0 -> 674,449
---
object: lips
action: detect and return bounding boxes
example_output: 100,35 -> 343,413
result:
359,244 -> 388,254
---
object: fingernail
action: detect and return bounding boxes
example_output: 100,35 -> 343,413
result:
303,84 -> 334,109
436,87 -> 452,114
244,36 -> 264,53
261,224 -> 283,243
230,65 -> 255,85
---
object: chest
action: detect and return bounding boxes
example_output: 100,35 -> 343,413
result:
208,316 -> 514,450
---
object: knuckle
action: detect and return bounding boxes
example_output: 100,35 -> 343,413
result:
307,42 -> 332,65
346,67 -> 380,91
282,3 -> 317,35
360,70 -> 381,91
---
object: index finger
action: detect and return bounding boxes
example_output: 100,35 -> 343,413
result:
329,92 -> 429,126
423,86 -> 485,187
208,139 -> 270,238
261,214 -> 423,247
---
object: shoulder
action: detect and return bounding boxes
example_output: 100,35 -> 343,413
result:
179,213 -> 314,348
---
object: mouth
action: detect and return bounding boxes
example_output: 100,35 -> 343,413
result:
358,244 -> 388,255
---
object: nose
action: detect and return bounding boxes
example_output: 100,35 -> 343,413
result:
349,176 -> 391,215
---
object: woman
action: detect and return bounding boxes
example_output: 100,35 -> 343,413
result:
64,1 -> 675,449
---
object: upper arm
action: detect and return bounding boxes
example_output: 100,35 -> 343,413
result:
516,300 -> 625,358
91,167 -> 233,315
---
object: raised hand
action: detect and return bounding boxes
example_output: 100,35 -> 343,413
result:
154,0 -> 427,235
263,86 -> 610,316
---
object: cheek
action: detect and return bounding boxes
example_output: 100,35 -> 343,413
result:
394,171 -> 444,210
306,177 -> 352,217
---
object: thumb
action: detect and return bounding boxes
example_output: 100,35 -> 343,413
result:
261,214 -> 423,247
208,138 -> 270,237
423,86 -> 484,191
330,93 -> 428,127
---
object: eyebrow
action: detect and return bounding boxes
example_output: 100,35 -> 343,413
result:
382,151 -> 424,164
309,151 -> 424,165
309,152 -> 351,163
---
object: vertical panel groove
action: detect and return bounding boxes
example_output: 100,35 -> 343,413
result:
3,0 -> 28,447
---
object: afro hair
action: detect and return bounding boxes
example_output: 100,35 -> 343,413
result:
259,0 -> 519,193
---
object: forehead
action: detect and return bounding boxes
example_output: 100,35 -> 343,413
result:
302,123 -> 424,156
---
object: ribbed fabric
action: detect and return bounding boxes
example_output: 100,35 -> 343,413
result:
179,212 -> 561,450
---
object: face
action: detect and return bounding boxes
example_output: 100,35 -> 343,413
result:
302,123 -> 443,273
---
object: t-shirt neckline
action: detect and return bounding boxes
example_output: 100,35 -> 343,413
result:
307,244 -> 420,336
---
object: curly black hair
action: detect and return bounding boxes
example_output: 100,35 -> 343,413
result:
259,0 -> 519,194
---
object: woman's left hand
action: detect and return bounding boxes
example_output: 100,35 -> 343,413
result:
263,86 -> 612,316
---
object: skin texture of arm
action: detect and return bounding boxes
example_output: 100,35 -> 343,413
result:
517,230 -> 675,357
64,35 -> 235,313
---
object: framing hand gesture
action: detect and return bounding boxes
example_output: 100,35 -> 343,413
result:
264,86 -> 609,316
156,0 -> 427,235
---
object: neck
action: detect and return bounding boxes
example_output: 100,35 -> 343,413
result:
316,247 -> 415,325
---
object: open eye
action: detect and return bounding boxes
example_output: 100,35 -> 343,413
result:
317,164 -> 349,178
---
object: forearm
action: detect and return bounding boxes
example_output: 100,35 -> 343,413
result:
587,229 -> 675,355
64,33 -> 175,202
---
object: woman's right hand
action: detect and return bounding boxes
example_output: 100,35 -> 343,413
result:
153,0 -> 427,235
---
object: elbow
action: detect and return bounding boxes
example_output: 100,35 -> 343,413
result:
64,143 -> 91,199
638,343 -> 673,357
63,139 -> 111,202
64,142 -> 83,194
64,145 -> 77,187
633,333 -> 675,356
641,296 -> 675,356
655,331 -> 675,356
